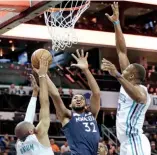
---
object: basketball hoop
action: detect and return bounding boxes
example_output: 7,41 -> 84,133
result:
44,0 -> 90,51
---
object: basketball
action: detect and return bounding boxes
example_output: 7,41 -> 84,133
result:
31,49 -> 53,69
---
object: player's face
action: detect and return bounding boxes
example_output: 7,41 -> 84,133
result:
122,64 -> 135,80
71,94 -> 86,111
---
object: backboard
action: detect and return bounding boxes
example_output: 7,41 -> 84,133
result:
0,0 -> 62,34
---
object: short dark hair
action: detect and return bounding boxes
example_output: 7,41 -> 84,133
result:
133,63 -> 146,82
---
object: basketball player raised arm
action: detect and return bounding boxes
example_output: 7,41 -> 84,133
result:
104,2 -> 147,104
46,74 -> 71,125
24,74 -> 39,124
47,49 -> 100,125
33,58 -> 51,146
105,2 -> 130,72
71,49 -> 100,117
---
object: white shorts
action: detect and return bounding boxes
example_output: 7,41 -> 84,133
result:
120,134 -> 151,155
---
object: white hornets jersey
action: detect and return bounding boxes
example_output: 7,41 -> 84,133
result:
16,134 -> 54,155
116,85 -> 151,143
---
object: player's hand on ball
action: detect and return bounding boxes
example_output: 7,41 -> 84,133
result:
33,57 -> 49,76
101,58 -> 118,77
105,2 -> 119,23
71,49 -> 89,71
30,74 -> 39,93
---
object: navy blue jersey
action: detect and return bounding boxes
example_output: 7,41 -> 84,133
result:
62,111 -> 100,155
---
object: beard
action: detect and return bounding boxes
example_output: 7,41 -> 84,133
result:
72,106 -> 85,113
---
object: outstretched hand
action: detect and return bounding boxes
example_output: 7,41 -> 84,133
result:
105,2 -> 119,23
101,58 -> 118,77
71,49 -> 89,71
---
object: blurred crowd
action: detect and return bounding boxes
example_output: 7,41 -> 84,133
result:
75,14 -> 157,37
0,134 -> 71,155
8,84 -> 26,96
1,57 -> 157,95
0,134 -> 119,155
50,139 -> 70,155
3,133 -> 157,155
1,126 -> 157,155
0,134 -> 16,155
147,134 -> 157,155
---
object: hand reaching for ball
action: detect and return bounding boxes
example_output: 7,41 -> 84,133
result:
30,74 -> 39,97
33,57 -> 49,76
30,74 -> 39,92
31,49 -> 52,69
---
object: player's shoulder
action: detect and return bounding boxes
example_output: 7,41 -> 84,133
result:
16,134 -> 36,144
136,85 -> 151,104
139,85 -> 147,89
120,86 -> 125,93
137,85 -> 147,94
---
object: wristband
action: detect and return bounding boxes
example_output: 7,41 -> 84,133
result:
115,71 -> 122,79
39,75 -> 46,78
113,20 -> 120,25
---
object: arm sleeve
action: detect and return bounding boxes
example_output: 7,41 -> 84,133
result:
24,97 -> 37,124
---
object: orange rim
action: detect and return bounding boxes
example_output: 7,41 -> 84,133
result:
46,2 -> 89,12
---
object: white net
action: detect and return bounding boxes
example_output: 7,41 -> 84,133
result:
44,0 -> 90,51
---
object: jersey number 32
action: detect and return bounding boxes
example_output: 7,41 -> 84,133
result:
83,122 -> 97,132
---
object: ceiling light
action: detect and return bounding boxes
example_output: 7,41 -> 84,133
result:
9,40 -> 13,43
96,7 -> 99,10
11,45 -> 15,51
91,18 -> 97,23
0,49 -> 3,57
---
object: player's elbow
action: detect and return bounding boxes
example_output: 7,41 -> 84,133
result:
49,91 -> 60,98
92,91 -> 100,98
36,119 -> 50,137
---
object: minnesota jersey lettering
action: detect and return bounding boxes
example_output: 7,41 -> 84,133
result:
75,115 -> 95,122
